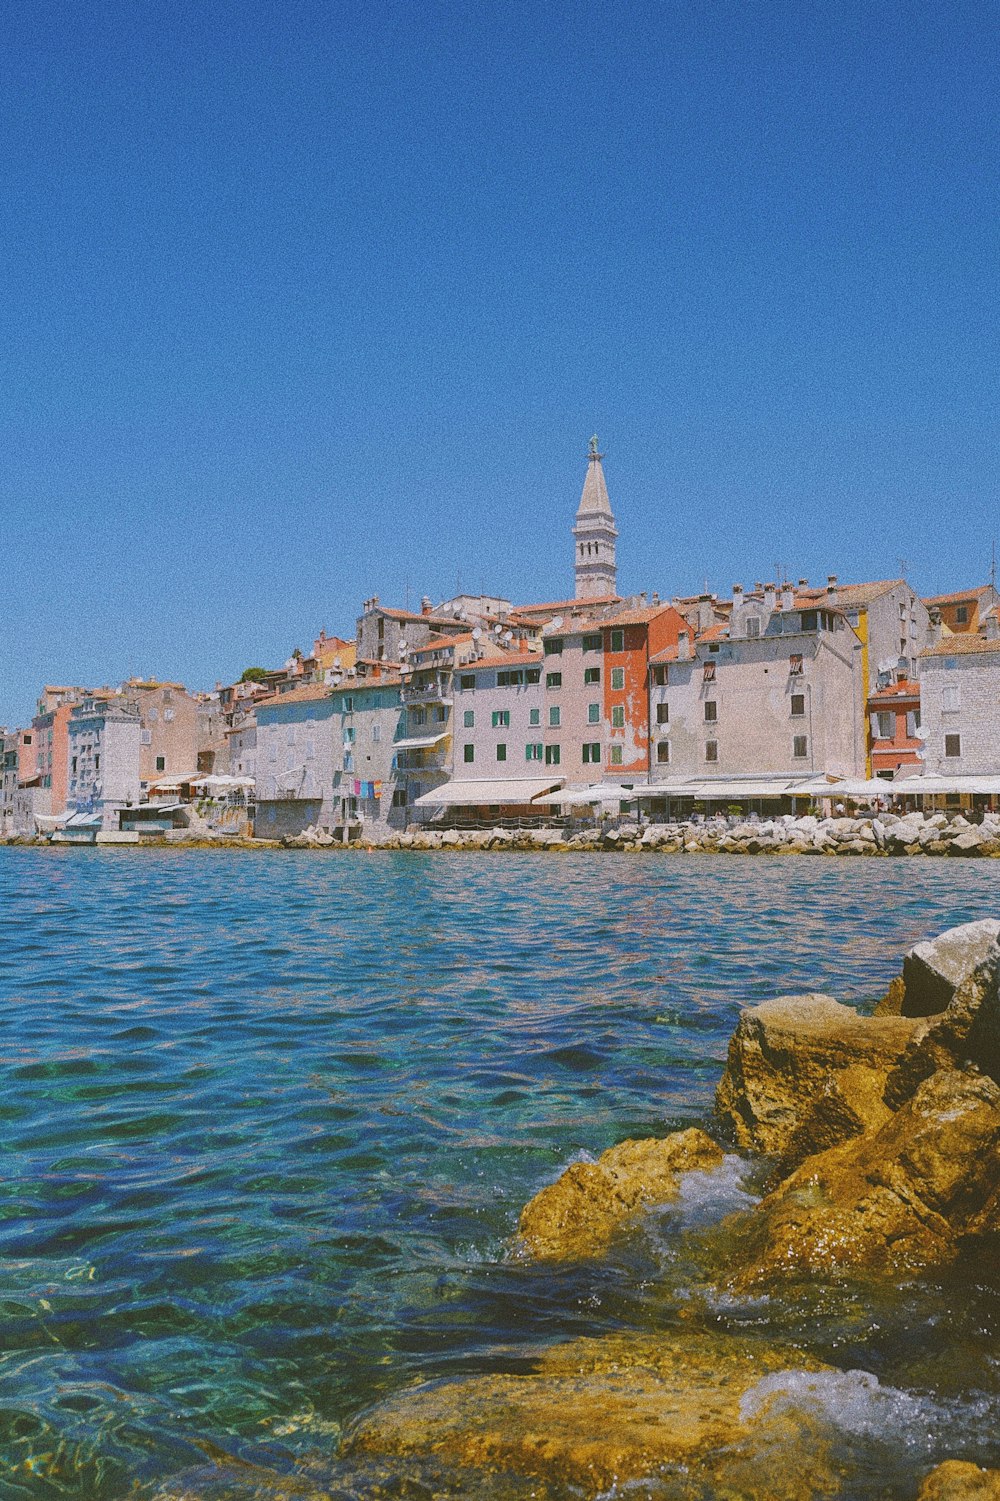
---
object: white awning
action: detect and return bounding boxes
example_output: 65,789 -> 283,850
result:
637,778 -> 818,800
892,775 -> 1000,796
413,777 -> 563,807
190,775 -> 255,789
393,732 -> 450,751
794,777 -> 897,798
533,783 -> 641,805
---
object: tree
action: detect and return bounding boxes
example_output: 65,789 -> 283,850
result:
240,667 -> 268,683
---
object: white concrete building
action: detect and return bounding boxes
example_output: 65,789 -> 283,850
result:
66,694 -> 143,828
919,627 -> 1000,776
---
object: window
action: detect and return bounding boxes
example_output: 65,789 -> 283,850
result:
546,672 -> 562,689
584,666 -> 601,685
163,709 -> 175,722
525,742 -> 543,761
705,740 -> 719,762
610,629 -> 624,652
148,707 -> 158,722
651,664 -> 668,686
544,744 -> 561,765
434,705 -> 446,722
790,694 -> 805,717
549,706 -> 561,727
543,638 -> 563,655
583,742 -> 601,763
372,724 -> 381,742
610,666 -> 625,691
656,702 -> 669,724
945,733 -> 962,758
155,756 -> 165,772
141,729 -> 152,745
497,669 -> 524,687
344,696 -> 354,712
587,702 -> 601,724
392,788 -> 407,807
609,745 -> 623,766
876,712 -> 893,740
801,611 -> 817,632
906,709 -> 921,737
496,743 -> 507,762
942,686 -> 960,712
459,674 -> 475,690
789,654 -> 803,675
611,705 -> 625,728
704,701 -> 717,722
956,605 -> 969,624
703,661 -> 716,682
793,735 -> 808,759
464,709 -> 475,728
345,726 -> 356,742
582,633 -> 602,652
529,707 -> 540,726
746,617 -> 760,638
656,741 -> 670,764
344,752 -> 354,772
526,668 -> 541,684
464,744 -> 475,763
492,710 -> 510,728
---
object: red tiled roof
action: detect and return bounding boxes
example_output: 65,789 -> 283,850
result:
869,679 -> 920,704
923,586 -> 991,606
922,635 -> 1000,658
255,683 -> 333,708
514,594 -> 621,614
461,650 -> 544,670
408,633 -> 475,656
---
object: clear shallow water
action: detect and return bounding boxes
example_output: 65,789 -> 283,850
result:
0,848 -> 998,1500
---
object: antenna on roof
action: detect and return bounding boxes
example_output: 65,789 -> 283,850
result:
991,540 -> 997,592
897,557 -> 909,579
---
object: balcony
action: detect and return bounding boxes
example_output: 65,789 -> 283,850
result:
401,672 -> 453,705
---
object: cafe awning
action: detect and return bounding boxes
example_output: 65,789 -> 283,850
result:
413,777 -> 563,807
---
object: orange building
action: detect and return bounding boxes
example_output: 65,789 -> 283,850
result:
868,678 -> 922,778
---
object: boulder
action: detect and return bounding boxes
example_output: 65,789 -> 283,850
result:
875,920 -> 1000,1017
517,1129 -> 723,1261
343,1329 -> 836,1497
884,944 -> 1000,1107
725,1068 -> 1000,1290
917,1461 -> 1000,1499
715,995 -> 923,1172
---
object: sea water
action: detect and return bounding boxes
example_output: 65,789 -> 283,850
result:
0,848 -> 998,1499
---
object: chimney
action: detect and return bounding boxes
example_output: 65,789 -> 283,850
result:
781,584 -> 795,611
651,591 -> 660,605
677,631 -> 691,662
697,593 -> 714,631
826,574 -> 838,604
927,607 -> 943,647
763,583 -> 776,608
985,612 -> 999,640
421,596 -> 432,615
799,578 -> 809,587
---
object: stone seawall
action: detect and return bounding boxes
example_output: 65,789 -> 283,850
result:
5,809 -> 1000,853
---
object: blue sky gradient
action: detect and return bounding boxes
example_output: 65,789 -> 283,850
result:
3,0 -> 997,724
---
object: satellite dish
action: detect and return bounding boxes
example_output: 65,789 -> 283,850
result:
493,623 -> 502,633
453,604 -> 462,615
398,639 -> 407,651
503,630 -> 513,641
472,627 -> 482,640
550,616 -> 564,629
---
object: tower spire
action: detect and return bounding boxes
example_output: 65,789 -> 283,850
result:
573,434 -> 618,599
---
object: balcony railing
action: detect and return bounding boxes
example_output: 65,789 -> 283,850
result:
401,674 -> 453,705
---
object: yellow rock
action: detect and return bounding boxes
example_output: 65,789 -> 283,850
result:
343,1330 -> 838,1497
516,1128 -> 724,1260
917,1461 -> 1000,1499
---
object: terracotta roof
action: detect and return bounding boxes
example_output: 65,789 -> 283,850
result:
461,651 -> 544,671
922,635 -> 1000,658
695,622 -> 730,643
923,587 -> 990,606
795,579 -> 903,608
514,594 -> 621,614
331,674 -> 403,691
373,607 -> 458,627
255,684 -> 333,709
409,632 -> 475,656
869,679 -> 920,703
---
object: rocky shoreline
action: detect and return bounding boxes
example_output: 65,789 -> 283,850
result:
8,808 -> 1000,855
337,918 -> 1000,1500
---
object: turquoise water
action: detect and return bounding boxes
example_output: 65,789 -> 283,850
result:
1,848 -> 998,1500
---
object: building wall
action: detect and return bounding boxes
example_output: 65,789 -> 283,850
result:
331,681 -> 408,832
127,683 -> 201,784
919,649 -> 1000,775
453,660 -> 544,778
67,702 -> 143,825
650,623 -> 863,780
256,697 -> 339,829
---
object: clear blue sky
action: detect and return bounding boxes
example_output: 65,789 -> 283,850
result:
3,0 -> 997,725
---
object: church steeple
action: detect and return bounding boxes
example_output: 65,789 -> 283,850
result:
573,435 -> 618,599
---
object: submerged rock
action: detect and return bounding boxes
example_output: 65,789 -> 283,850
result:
516,1129 -> 723,1260
917,1461 -> 1000,1499
884,942 -> 1000,1108
343,1330 -> 838,1497
715,994 -> 923,1173
724,1067 -> 1000,1290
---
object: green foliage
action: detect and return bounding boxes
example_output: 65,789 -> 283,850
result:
240,667 -> 268,682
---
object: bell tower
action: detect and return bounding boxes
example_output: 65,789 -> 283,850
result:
573,435 -> 618,599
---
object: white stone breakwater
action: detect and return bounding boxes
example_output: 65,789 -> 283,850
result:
279,809 -> 1000,855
